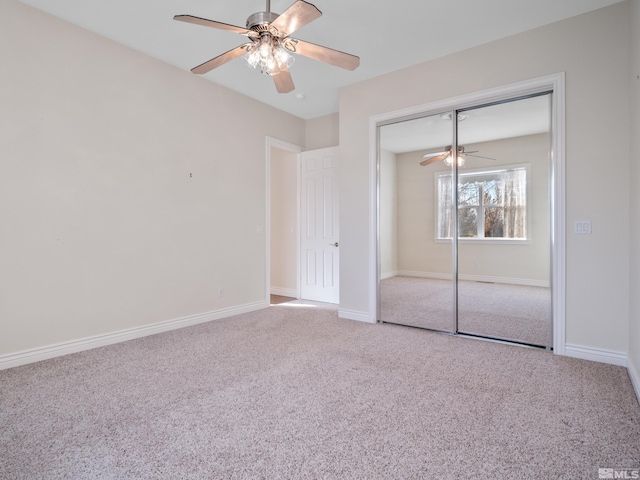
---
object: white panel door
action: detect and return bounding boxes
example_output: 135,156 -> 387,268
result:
300,147 -> 339,304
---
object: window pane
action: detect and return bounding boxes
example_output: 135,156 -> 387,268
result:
504,206 -> 527,238
458,181 -> 479,206
484,207 -> 504,237
483,179 -> 502,205
458,207 -> 478,237
438,176 -> 453,238
437,165 -> 528,240
502,169 -> 527,238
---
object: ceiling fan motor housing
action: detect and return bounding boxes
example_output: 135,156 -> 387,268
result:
246,12 -> 279,31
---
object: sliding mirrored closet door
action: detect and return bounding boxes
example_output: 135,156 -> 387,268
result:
456,95 -> 552,347
378,93 -> 553,348
378,112 -> 454,332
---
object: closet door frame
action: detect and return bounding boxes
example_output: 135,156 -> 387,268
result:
370,73 -> 566,354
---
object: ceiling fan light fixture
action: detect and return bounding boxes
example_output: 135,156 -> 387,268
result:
275,45 -> 295,68
444,155 -> 465,167
175,0 -> 359,93
245,35 -> 294,75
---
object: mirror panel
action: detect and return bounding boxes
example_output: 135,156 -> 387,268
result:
378,112 -> 454,332
377,94 -> 553,348
456,95 -> 553,347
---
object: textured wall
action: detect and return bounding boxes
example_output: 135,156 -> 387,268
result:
339,2 -> 631,353
628,0 -> 640,386
379,149 -> 397,278
0,1 -> 305,356
305,113 -> 339,150
393,134 -> 550,284
270,147 -> 298,294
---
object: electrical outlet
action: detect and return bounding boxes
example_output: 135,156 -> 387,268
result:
218,288 -> 224,297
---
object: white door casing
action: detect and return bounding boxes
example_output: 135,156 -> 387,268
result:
300,147 -> 340,304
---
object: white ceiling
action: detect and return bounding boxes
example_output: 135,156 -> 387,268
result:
379,94 -> 551,153
19,0 -> 623,120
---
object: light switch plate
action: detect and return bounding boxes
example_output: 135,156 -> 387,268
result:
575,221 -> 591,234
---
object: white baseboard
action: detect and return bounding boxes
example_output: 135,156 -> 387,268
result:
380,270 -> 397,280
397,270 -> 450,280
460,274 -> 549,288
628,356 -> 640,405
564,343 -> 627,367
338,309 -> 375,324
0,301 -> 268,371
270,287 -> 297,298
395,270 -> 549,288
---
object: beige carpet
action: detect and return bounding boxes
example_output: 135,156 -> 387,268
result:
381,276 -> 552,347
1,304 -> 638,479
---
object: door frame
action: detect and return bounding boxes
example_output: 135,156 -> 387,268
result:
265,136 -> 303,304
369,73 -> 566,354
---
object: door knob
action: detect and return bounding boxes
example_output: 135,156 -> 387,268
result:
329,242 -> 339,247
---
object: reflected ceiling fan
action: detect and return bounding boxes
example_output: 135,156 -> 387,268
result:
174,0 -> 360,93
420,146 -> 496,167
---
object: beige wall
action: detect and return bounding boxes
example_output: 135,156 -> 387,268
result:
629,0 -> 640,384
270,147 -> 298,295
340,2 -> 631,353
2,0 -> 637,374
394,134 -> 550,284
0,1 -> 304,356
305,113 -> 339,150
379,149 -> 397,278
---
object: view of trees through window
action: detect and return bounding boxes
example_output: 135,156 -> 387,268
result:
437,166 -> 528,240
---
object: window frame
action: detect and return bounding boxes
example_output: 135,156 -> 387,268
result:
434,163 -> 532,245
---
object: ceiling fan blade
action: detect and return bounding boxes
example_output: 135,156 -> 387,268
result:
286,38 -> 360,70
422,150 -> 448,159
270,0 -> 322,37
273,68 -> 295,93
420,153 -> 448,166
174,15 -> 251,35
191,44 -> 251,74
464,153 -> 497,161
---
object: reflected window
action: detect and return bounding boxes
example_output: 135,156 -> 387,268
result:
437,165 -> 529,240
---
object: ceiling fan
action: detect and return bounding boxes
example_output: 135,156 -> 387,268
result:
174,0 -> 360,93
420,146 -> 496,167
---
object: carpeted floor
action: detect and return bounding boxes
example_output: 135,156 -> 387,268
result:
1,304 -> 638,479
381,276 -> 552,347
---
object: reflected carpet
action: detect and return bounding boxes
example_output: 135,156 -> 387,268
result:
381,276 -> 552,347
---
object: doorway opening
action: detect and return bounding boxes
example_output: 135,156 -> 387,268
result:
267,140 -> 341,306
267,138 -> 302,305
